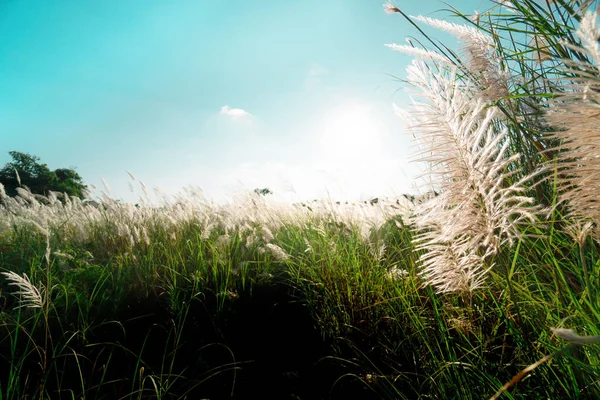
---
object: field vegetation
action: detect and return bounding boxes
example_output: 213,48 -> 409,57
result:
2,0 -> 600,398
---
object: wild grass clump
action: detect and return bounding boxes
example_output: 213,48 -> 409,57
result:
383,0 -> 600,397
1,0 -> 600,398
0,185 -> 419,398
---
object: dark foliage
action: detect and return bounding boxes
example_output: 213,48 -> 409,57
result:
0,151 -> 88,199
254,187 -> 273,196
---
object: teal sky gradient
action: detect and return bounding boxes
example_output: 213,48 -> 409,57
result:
0,0 -> 484,203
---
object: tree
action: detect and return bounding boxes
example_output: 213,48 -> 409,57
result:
253,188 -> 273,196
0,151 -> 88,199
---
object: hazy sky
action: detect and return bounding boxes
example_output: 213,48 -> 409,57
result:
0,0 -> 485,203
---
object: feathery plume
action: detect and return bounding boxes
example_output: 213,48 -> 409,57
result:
497,0 -> 517,13
44,234 -> 51,267
382,2 -> 400,14
200,222 -> 214,241
262,226 -> 274,243
411,15 -> 509,102
1,271 -> 44,309
386,265 -> 409,280
14,168 -> 21,186
385,43 -> 450,65
411,15 -> 492,43
265,243 -> 290,261
545,9 -> 600,241
245,232 -> 258,249
401,60 -> 542,292
303,237 -> 313,253
53,251 -> 74,260
417,235 -> 491,292
576,10 -> 600,65
215,234 -> 231,251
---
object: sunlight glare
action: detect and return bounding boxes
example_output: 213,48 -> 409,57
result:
319,103 -> 384,164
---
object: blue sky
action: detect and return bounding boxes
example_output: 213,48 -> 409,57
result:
0,0 -> 484,203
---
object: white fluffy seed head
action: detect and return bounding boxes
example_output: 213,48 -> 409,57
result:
265,243 -> 290,261
1,271 -> 44,309
400,60 -> 542,292
545,9 -> 600,242
382,2 -> 400,14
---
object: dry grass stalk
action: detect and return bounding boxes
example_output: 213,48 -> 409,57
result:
491,328 -> 600,400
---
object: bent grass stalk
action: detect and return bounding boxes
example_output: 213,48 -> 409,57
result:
490,329 -> 600,400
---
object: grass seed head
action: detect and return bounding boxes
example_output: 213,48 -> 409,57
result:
1,271 -> 44,310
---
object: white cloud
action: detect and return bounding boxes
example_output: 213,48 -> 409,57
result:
220,105 -> 251,120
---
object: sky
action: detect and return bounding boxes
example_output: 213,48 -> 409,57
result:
0,0 -> 485,204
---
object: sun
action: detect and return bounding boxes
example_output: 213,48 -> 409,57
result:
318,103 -> 384,164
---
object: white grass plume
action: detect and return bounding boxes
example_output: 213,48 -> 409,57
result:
0,184 -> 412,276
576,10 -> 600,65
384,43 -> 450,65
411,15 -> 492,45
14,168 -> 21,186
1,271 -> 44,309
382,2 -> 400,14
265,243 -> 290,262
545,9 -> 600,241
497,0 -> 518,14
411,15 -> 509,102
401,60 -> 542,292
417,234 -> 491,292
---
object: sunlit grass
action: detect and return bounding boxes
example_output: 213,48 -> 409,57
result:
2,0 -> 600,398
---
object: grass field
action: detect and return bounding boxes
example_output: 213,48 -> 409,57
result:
2,1 -> 600,399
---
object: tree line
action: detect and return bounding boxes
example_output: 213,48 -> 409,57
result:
0,151 -> 88,199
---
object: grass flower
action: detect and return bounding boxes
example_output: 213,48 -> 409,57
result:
411,15 -> 509,102
398,59 -> 542,292
303,238 -> 313,253
385,265 -> 408,280
14,168 -> 21,186
265,243 -> 290,262
545,9 -> 600,241
497,0 -> 517,13
1,271 -> 44,309
382,2 -> 400,14
215,233 -> 231,251
262,226 -> 274,243
416,228 -> 491,292
384,43 -> 451,65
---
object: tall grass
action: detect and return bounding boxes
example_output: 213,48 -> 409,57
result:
1,0 -> 600,398
383,0 -> 600,397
